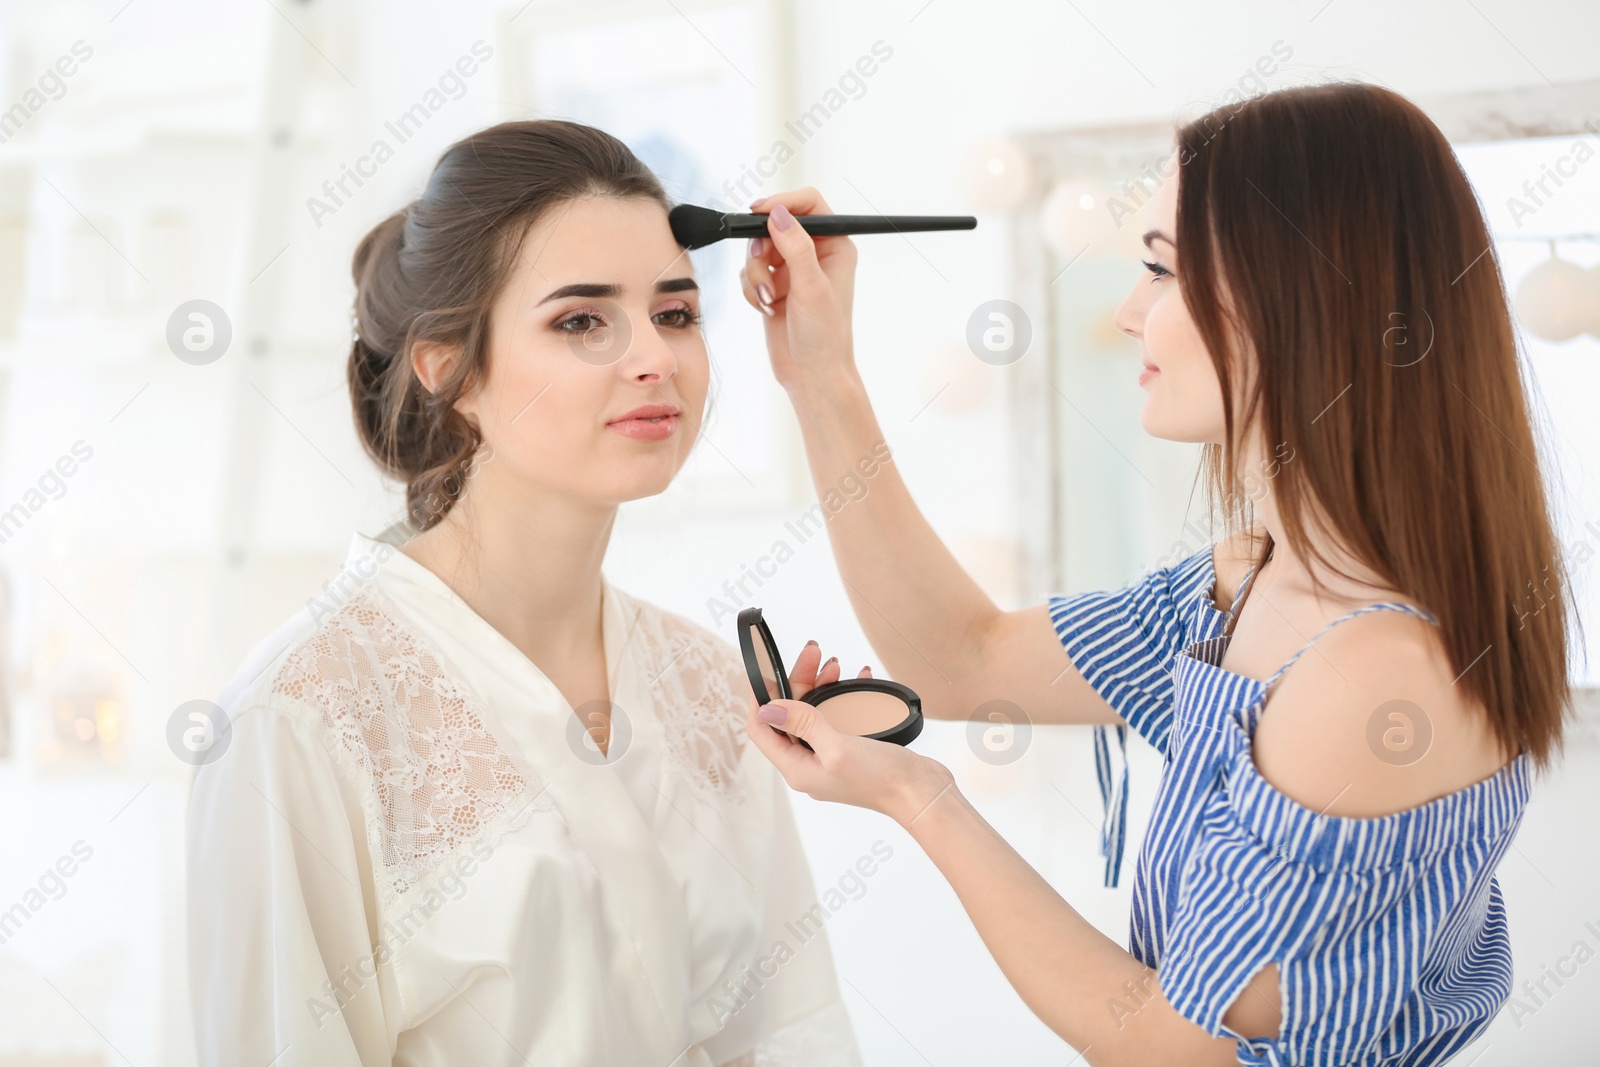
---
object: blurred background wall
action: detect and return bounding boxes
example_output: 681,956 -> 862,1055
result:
0,0 -> 1596,1063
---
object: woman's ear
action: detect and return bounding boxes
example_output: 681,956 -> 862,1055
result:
414,338 -> 483,428
412,339 -> 459,396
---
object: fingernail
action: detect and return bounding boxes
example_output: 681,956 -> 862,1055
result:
804,639 -> 818,648
757,282 -> 774,306
760,303 -> 775,318
758,704 -> 787,724
750,197 -> 767,210
824,656 -> 838,669
770,203 -> 795,231
750,237 -> 765,258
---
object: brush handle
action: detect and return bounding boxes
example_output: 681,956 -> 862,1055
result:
722,213 -> 976,239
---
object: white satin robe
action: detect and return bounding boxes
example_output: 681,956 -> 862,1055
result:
186,528 -> 862,1067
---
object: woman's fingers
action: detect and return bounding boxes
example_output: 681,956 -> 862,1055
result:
748,192 -> 853,299
747,231 -> 777,273
787,640 -> 821,698
745,686 -> 943,820
766,260 -> 791,307
745,695 -> 824,787
744,237 -> 777,311
756,696 -> 835,755
751,187 -> 835,217
751,189 -> 857,276
746,694 -> 803,758
788,640 -> 847,697
739,262 -> 758,308
739,260 -> 772,316
740,187 -> 854,328
761,203 -> 828,303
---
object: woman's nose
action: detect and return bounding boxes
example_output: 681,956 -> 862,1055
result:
624,315 -> 678,382
1113,286 -> 1144,341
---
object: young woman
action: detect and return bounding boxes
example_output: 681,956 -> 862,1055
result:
737,83 -> 1575,1065
186,120 -> 862,1067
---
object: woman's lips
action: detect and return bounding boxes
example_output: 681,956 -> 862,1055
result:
607,414 -> 679,440
1139,362 -> 1160,386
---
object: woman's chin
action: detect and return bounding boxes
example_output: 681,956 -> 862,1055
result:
1137,401 -> 1169,439
603,465 -> 685,505
1138,404 -> 1215,445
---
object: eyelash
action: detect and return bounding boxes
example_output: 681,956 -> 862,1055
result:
1141,259 -> 1173,281
656,307 -> 701,329
555,306 -> 701,332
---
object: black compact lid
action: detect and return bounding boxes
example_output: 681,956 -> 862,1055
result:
737,607 -> 791,705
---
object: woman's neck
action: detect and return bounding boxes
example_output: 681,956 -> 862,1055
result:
398,481 -> 618,669
1249,488 -> 1396,604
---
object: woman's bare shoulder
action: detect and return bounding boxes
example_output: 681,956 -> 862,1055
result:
1252,610 -> 1509,818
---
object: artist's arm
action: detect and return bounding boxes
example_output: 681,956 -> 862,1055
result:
740,189 -> 1127,726
743,694 -> 1277,1067
745,609 -> 1497,1064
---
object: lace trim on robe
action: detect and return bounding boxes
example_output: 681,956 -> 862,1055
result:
265,584 -> 551,908
261,582 -> 762,907
616,592 -> 756,808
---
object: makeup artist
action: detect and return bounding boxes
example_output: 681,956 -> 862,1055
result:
735,82 -> 1571,1067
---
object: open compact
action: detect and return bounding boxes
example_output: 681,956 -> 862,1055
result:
738,607 -> 923,749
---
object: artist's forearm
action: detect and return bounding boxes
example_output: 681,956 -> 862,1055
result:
897,783 -> 1238,1066
785,373 -> 1000,716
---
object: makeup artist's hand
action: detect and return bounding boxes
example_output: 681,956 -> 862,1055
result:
738,189 -> 860,394
745,641 -> 954,827
779,636 -> 857,696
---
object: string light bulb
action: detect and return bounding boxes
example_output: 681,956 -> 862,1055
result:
959,138 -> 1034,213
1515,243 -> 1593,343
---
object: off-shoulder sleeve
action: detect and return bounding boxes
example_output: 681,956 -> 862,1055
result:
1045,544 -> 1220,886
1046,543 -> 1218,750
187,702 -> 393,1066
1158,746 -> 1523,1066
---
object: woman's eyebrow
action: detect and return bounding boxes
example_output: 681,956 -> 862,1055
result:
537,278 -> 698,305
1142,230 -> 1175,250
538,282 -> 618,305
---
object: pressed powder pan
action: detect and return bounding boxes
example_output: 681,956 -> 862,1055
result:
737,607 -> 923,749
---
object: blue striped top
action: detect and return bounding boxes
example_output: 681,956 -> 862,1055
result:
1047,543 -> 1531,1066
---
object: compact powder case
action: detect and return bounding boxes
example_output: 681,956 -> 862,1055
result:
738,607 -> 923,749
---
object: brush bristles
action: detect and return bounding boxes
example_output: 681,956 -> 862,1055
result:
669,204 -> 729,249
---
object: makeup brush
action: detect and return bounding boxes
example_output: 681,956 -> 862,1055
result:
669,203 -> 977,250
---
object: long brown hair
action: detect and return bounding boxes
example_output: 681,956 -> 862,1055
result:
1179,82 -> 1578,765
348,119 -> 669,530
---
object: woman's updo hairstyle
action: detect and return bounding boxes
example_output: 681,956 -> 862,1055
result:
348,119 -> 669,531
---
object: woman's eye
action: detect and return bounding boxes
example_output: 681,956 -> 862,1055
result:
1140,258 -> 1173,281
654,307 -> 701,329
557,311 -> 605,332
